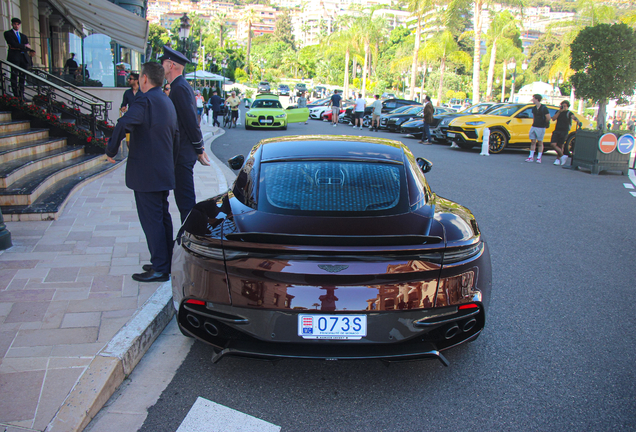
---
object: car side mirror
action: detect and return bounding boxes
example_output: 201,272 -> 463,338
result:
416,157 -> 433,174
516,113 -> 530,119
228,155 -> 245,170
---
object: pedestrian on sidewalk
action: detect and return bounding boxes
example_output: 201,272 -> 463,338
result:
160,46 -> 211,224
225,91 -> 241,128
195,90 -> 205,125
525,94 -> 551,163
329,90 -> 342,127
419,95 -> 434,144
549,100 -> 580,166
208,90 -> 222,127
353,93 -> 366,129
370,94 -> 382,131
105,62 -> 176,283
297,91 -> 308,124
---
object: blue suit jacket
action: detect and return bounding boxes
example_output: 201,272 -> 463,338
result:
169,75 -> 203,164
106,86 -> 178,192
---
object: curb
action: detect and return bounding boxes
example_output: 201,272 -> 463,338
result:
45,127 -> 230,432
46,283 -> 174,432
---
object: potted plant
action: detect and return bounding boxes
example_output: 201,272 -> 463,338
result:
569,23 -> 636,174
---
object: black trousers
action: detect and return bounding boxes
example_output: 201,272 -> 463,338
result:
8,57 -> 28,98
174,159 -> 196,224
212,110 -> 220,127
134,190 -> 173,274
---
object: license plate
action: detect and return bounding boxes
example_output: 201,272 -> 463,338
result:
260,119 -> 272,124
298,314 -> 367,340
447,132 -> 456,138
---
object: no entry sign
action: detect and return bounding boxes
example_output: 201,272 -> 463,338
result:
598,133 -> 617,154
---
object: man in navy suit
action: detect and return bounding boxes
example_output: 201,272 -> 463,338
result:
3,17 -> 31,98
106,62 -> 178,283
160,46 -> 210,224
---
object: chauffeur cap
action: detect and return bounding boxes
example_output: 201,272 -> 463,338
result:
158,46 -> 190,66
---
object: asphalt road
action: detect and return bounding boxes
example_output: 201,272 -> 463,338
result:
140,118 -> 636,431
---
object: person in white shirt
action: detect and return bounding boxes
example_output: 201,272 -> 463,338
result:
370,95 -> 382,132
353,93 -> 366,129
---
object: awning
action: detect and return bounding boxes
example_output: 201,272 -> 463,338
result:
185,71 -> 227,80
48,0 -> 149,52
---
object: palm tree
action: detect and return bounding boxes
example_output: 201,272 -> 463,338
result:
467,0 -> 524,104
406,0 -> 436,101
240,7 -> 261,74
211,12 -> 229,49
432,30 -> 471,105
327,25 -> 356,99
484,10 -> 520,101
352,14 -> 386,99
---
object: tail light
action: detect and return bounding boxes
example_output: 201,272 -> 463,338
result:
436,268 -> 481,306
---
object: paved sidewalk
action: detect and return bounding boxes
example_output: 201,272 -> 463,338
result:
0,125 -> 230,431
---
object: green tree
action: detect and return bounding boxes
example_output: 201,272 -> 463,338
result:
147,23 -> 170,61
274,10 -> 296,49
406,0 -> 437,101
327,24 -> 357,97
467,0 -> 524,103
483,10 -> 521,101
241,7 -> 262,75
432,30 -> 471,104
570,23 -> 636,131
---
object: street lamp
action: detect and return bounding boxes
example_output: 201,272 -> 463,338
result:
507,58 -> 528,102
179,13 -> 191,56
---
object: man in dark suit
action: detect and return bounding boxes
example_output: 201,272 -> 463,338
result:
3,17 -> 31,99
106,62 -> 178,283
208,90 -> 223,127
160,46 -> 210,224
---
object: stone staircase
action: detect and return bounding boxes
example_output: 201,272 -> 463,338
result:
0,111 -> 123,221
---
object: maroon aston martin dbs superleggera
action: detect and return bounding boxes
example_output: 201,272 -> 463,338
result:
171,135 -> 492,366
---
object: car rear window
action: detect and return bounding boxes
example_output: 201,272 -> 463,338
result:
258,161 -> 407,215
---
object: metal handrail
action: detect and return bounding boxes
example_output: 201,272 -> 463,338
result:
0,59 -> 111,137
29,67 -> 113,110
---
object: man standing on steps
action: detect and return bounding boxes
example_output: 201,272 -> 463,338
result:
3,18 -> 31,99
105,62 -> 177,283
160,46 -> 211,224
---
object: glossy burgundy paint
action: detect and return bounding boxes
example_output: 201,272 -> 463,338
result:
171,136 -> 492,364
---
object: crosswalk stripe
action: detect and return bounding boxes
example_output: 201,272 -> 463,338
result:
177,397 -> 281,432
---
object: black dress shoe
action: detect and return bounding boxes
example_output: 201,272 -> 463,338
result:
142,264 -> 153,272
132,270 -> 170,282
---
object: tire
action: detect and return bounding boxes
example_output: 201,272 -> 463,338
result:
245,124 -> 251,130
281,123 -> 288,130
488,129 -> 508,154
566,133 -> 576,155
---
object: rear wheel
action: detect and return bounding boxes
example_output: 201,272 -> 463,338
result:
566,133 -> 576,155
489,129 -> 508,154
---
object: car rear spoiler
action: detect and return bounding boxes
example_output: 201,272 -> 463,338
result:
225,232 -> 443,247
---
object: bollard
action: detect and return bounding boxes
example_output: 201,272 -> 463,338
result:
480,127 -> 490,156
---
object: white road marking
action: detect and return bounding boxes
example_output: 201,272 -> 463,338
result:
624,183 -> 635,189
631,192 -> 636,197
177,397 -> 281,432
